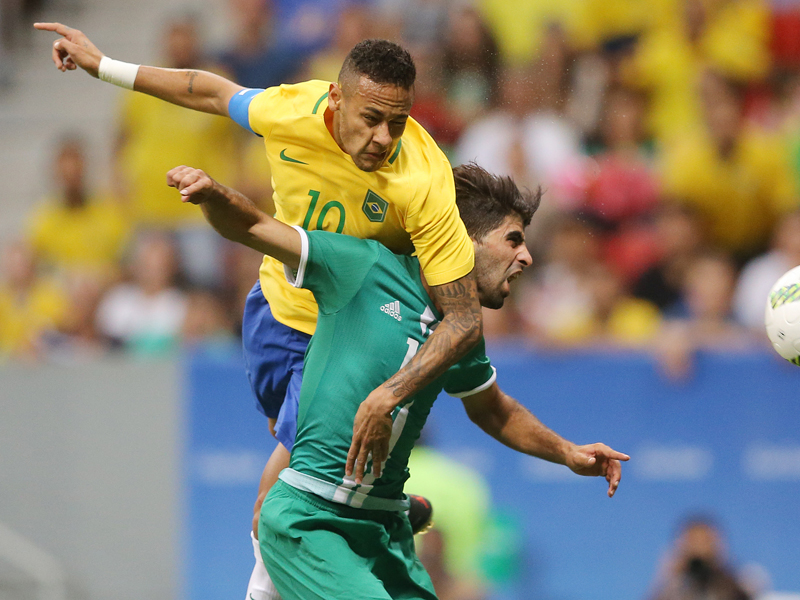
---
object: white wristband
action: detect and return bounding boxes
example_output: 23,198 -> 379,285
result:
98,56 -> 140,90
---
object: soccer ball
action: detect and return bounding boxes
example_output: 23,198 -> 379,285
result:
765,265 -> 800,366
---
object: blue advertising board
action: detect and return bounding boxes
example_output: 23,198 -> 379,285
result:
185,346 -> 800,600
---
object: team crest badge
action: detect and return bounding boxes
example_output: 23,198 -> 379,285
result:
362,190 -> 388,223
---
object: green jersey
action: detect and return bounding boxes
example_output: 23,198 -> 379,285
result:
280,228 -> 495,511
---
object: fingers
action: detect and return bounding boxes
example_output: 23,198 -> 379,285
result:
345,433 -> 360,477
606,460 -> 623,498
51,38 -> 79,71
345,439 -> 386,484
166,166 -> 211,203
33,22 -> 74,36
590,443 -> 630,462
179,180 -> 209,201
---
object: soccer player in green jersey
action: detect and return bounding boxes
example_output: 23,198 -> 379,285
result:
167,162 -> 630,600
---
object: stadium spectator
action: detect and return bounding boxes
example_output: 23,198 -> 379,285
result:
371,0 -> 449,49
95,231 -> 187,355
300,3 -> 373,83
455,62 -> 583,203
633,202 -> 706,312
180,287 -> 238,349
215,0 -> 303,90
623,0 -> 771,143
580,85 -> 661,282
515,214 -> 603,344
27,136 -> 129,280
407,48 -> 463,156
658,69 -> 798,262
733,209 -> 800,332
647,516 -> 752,600
0,240 -> 68,360
579,262 -> 662,347
440,4 -> 501,128
49,273 -> 109,358
655,250 -> 755,380
113,14 -> 238,287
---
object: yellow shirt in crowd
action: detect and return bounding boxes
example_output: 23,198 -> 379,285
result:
27,193 -> 130,275
660,128 -> 798,257
118,87 -> 238,228
0,280 -> 68,357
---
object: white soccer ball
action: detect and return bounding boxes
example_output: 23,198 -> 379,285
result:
765,265 -> 800,366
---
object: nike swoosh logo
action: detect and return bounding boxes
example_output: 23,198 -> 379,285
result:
280,149 -> 308,165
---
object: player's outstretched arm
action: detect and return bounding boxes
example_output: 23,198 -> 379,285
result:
346,272 -> 483,484
166,166 -> 301,269
461,383 -> 630,497
34,23 -> 242,116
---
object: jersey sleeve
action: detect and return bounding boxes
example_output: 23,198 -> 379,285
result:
405,153 -> 475,287
227,88 -> 264,134
227,86 -> 285,138
284,228 -> 380,314
443,337 -> 497,398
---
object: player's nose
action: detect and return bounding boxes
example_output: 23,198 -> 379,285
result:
373,121 -> 392,147
518,244 -> 532,267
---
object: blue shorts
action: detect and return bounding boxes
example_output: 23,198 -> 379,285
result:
242,280 -> 311,451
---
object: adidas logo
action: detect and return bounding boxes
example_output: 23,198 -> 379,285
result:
380,300 -> 402,321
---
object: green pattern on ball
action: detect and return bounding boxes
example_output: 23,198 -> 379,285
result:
770,283 -> 800,309
791,356 -> 800,366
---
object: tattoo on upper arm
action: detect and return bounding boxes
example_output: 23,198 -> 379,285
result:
187,71 -> 198,94
382,273 -> 482,399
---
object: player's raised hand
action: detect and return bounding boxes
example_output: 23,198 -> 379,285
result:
565,443 -> 630,498
166,165 -> 217,205
34,22 -> 103,76
346,395 -> 394,484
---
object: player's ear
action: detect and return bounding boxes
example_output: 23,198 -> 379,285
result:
328,83 -> 342,112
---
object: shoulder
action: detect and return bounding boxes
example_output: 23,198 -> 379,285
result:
393,118 -> 453,198
400,118 -> 450,169
252,80 -> 331,113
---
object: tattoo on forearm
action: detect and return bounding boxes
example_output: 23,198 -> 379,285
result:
383,274 -> 482,399
187,71 -> 198,94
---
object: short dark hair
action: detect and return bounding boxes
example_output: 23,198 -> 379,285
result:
453,163 -> 541,241
339,39 -> 416,90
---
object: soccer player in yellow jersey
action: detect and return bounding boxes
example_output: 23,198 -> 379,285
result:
37,23 -> 484,599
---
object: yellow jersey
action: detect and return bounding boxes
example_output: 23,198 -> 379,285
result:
240,80 -> 475,334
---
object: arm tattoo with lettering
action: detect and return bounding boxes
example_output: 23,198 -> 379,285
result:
382,272 -> 483,400
187,70 -> 198,94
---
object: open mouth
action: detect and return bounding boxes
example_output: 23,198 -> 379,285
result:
507,271 -> 521,283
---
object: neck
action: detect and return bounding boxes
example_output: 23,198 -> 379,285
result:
64,188 -> 86,209
325,108 -> 346,152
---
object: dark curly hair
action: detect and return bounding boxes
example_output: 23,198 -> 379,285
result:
339,39 -> 416,90
453,163 -> 541,241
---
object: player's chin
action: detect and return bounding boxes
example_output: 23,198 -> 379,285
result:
482,291 -> 506,310
358,151 -> 388,171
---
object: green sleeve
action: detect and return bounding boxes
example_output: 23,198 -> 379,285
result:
442,337 -> 497,398
287,228 -> 380,314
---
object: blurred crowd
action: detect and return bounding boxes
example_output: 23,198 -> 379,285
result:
3,0 -> 800,375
